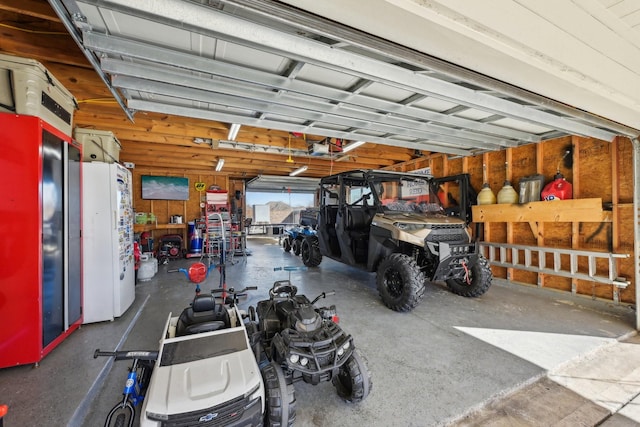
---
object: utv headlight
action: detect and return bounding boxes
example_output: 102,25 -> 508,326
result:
337,347 -> 344,356
289,354 -> 300,364
393,222 -> 426,231
300,357 -> 309,366
343,341 -> 350,350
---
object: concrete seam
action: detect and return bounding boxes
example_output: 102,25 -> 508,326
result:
437,371 -> 547,426
66,294 -> 151,427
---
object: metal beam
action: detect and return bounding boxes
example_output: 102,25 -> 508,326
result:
47,0 -> 134,121
224,0 -> 640,139
76,0 -> 623,141
88,35 -> 541,143
126,99 -> 474,156
108,68 -> 511,150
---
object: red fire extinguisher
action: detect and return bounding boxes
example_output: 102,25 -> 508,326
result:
541,172 -> 573,201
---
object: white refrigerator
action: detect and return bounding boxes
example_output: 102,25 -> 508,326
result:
82,162 -> 135,323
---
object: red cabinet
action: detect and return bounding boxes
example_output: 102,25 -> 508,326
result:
0,114 -> 82,367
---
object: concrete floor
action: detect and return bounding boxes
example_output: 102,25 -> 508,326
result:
0,237 -> 638,427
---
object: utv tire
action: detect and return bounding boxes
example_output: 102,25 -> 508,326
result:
446,256 -> 493,297
301,236 -> 322,267
261,361 -> 296,427
376,253 -> 425,312
333,348 -> 372,403
292,238 -> 301,256
282,237 -> 292,252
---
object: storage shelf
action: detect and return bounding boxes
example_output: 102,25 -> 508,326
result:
134,223 -> 187,233
471,198 -> 612,223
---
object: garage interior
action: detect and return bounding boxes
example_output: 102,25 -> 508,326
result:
2,0 -> 640,426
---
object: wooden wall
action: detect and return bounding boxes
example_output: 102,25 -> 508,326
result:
389,136 -> 636,304
131,167 -> 246,242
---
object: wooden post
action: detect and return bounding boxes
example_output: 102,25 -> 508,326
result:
505,148 -> 514,281
536,143 -> 545,287
571,137 -> 580,295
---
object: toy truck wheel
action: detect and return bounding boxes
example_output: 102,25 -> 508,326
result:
332,348 -> 372,403
301,236 -> 322,267
114,414 -> 126,427
261,361 -> 296,427
292,238 -> 302,256
282,237 -> 292,252
446,256 -> 493,297
376,253 -> 425,312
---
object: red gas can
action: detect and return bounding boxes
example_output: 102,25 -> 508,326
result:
541,173 -> 573,200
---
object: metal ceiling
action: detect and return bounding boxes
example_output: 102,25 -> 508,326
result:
49,0 -> 638,158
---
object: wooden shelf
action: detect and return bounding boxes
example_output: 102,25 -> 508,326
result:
471,198 -> 612,223
134,223 -> 187,233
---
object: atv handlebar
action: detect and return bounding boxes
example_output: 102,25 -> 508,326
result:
168,262 -> 217,284
210,285 -> 257,295
94,349 -> 159,361
311,290 -> 335,305
274,266 -> 308,272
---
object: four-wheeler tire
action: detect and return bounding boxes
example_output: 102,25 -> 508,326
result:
446,256 -> 493,297
261,361 -> 296,427
292,238 -> 302,256
376,253 -> 425,312
301,236 -> 322,267
282,237 -> 292,252
332,348 -> 372,403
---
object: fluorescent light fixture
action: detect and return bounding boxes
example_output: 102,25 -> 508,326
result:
215,158 -> 225,171
227,123 -> 241,141
289,165 -> 308,176
342,140 -> 366,153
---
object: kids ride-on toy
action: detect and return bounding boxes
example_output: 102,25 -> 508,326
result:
138,261 -> 265,426
254,267 -> 372,426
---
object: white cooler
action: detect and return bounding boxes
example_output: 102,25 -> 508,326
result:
0,52 -> 76,136
74,128 -> 122,163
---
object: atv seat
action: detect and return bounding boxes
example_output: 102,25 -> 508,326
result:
175,294 -> 231,336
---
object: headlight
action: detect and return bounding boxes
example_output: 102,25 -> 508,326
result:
343,341 -> 350,350
300,357 -> 309,366
393,222 -> 425,231
289,354 -> 299,364
146,412 -> 169,421
337,348 -> 344,356
246,383 -> 262,408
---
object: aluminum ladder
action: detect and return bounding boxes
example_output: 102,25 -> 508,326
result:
479,242 -> 630,303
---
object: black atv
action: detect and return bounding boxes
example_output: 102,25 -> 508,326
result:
252,268 -> 372,426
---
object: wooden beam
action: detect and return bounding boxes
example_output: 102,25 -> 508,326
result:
0,0 -> 61,21
472,198 -> 611,223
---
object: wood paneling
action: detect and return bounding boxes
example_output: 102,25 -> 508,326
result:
427,136 -> 636,305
